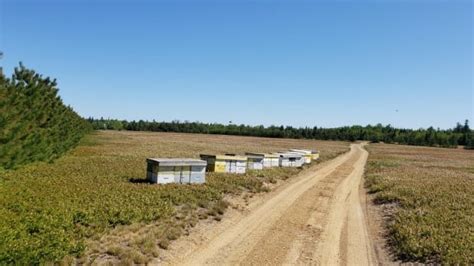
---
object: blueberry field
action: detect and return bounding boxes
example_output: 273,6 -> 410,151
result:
365,144 -> 474,264
0,130 -> 349,264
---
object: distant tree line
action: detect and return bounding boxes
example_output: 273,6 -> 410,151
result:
88,118 -> 474,149
0,64 -> 92,169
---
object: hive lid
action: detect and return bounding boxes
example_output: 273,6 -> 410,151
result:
200,154 -> 247,161
246,152 -> 279,158
146,158 -> 207,166
288,151 -> 312,156
275,152 -> 303,158
246,154 -> 266,160
217,155 -> 247,161
289,149 -> 312,154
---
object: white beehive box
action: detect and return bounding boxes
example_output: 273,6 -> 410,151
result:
245,152 -> 279,168
246,155 -> 265,170
288,149 -> 313,164
276,153 -> 304,167
146,158 -> 207,184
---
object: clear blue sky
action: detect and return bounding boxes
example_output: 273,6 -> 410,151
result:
1,0 -> 472,129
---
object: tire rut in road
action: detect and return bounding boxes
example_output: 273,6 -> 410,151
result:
280,149 -> 361,265
317,144 -> 376,265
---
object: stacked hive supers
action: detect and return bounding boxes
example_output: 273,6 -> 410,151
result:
146,158 -> 207,184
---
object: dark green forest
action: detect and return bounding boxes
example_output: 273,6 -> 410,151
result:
88,118 -> 474,149
0,64 -> 92,169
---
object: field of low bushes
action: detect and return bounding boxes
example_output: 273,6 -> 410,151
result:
365,144 -> 474,264
0,130 -> 349,264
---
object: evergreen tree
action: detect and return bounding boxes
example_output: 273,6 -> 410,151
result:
0,63 -> 92,169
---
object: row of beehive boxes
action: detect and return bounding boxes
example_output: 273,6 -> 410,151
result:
146,149 -> 319,184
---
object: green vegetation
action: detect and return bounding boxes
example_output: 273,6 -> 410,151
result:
0,130 -> 349,264
0,64 -> 92,169
88,118 -> 474,149
365,144 -> 474,264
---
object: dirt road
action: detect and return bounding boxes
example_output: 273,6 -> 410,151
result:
166,143 -> 376,265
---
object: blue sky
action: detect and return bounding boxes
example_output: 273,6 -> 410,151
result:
1,0 -> 472,129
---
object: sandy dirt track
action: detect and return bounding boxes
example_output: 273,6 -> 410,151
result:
165,143 -> 376,265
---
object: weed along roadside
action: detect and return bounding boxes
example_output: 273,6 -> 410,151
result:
0,130 -> 350,264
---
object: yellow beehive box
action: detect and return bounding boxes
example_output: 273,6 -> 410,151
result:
200,154 -> 247,174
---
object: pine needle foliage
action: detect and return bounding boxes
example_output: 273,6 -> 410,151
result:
0,63 -> 91,169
